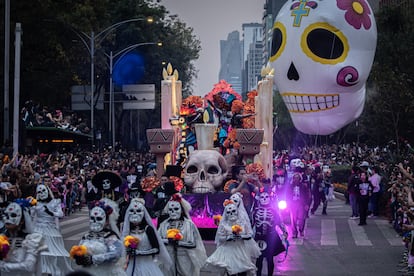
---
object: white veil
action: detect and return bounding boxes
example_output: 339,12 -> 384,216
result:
122,198 -> 172,269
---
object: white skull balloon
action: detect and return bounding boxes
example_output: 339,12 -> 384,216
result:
270,0 -> 377,135
3,202 -> 23,226
184,150 -> 228,193
168,201 -> 182,220
90,206 -> 107,232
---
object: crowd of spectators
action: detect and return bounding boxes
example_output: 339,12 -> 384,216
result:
21,100 -> 91,134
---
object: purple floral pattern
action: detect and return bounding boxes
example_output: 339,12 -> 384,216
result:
337,0 -> 372,30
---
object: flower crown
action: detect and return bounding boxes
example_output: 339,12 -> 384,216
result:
131,197 -> 145,206
94,201 -> 113,216
223,199 -> 235,207
170,193 -> 182,202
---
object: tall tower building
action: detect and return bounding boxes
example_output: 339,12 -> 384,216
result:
219,31 -> 243,94
242,23 -> 263,94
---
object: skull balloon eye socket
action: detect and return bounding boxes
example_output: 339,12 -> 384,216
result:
269,22 -> 286,62
207,166 -> 219,174
187,165 -> 198,174
302,22 -> 349,65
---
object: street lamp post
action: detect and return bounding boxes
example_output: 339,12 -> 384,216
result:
69,17 -> 153,147
106,42 -> 162,148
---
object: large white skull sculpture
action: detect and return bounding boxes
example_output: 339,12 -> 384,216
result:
270,0 -> 377,135
168,201 -> 182,220
3,202 -> 22,226
90,206 -> 107,232
184,150 -> 228,193
128,199 -> 145,224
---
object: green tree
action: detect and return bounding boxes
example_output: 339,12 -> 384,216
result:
360,3 -> 414,150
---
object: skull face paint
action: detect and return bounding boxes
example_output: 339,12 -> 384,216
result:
270,0 -> 377,135
3,202 -> 23,226
102,179 -> 111,190
36,184 -> 49,201
259,192 -> 271,206
90,206 -> 107,232
168,201 -> 182,220
128,200 -> 145,224
225,203 -> 238,222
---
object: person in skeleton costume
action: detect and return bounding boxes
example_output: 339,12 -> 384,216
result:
252,189 -> 288,276
75,201 -> 126,275
32,183 -> 73,275
121,197 -> 172,276
92,170 -> 123,202
158,193 -> 207,276
286,173 -> 310,239
205,200 -> 258,276
92,171 -> 122,237
0,199 -> 47,276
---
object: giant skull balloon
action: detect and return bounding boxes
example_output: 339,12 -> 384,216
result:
270,0 -> 377,135
183,150 -> 228,193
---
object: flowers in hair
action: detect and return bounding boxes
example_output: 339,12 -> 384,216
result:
70,245 -> 88,259
0,235 -> 10,260
167,228 -> 183,241
124,235 -> 140,249
213,214 -> 222,226
223,199 -> 234,207
231,224 -> 243,235
170,193 -> 182,202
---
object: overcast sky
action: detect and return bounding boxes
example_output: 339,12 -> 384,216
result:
161,0 -> 265,96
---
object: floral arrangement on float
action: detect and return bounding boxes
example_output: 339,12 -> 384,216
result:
140,176 -> 184,194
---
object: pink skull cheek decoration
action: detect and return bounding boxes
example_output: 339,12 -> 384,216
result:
270,0 -> 377,135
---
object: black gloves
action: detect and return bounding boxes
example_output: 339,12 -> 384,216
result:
75,255 -> 93,266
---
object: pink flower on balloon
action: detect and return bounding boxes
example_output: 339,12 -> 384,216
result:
337,0 -> 372,30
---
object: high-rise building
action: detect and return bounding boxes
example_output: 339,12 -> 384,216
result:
242,23 -> 263,94
219,31 -> 243,94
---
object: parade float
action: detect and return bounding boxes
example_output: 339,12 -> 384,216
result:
145,63 -> 275,231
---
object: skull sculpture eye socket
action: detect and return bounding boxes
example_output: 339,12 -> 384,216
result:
270,22 -> 286,61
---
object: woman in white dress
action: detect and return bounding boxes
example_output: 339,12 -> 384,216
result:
158,193 -> 207,276
74,200 -> 126,275
121,197 -> 172,275
205,199 -> 258,276
32,183 -> 73,275
0,199 -> 47,276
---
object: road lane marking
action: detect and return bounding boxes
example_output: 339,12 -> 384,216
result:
348,219 -> 372,246
321,219 -> 338,246
375,220 -> 403,246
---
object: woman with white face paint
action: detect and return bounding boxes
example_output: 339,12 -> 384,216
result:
121,198 -> 172,276
158,193 -> 207,276
204,200 -> 258,276
75,201 -> 126,276
0,199 -> 47,276
32,183 -> 73,276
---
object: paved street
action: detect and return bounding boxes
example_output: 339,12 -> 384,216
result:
61,197 -> 404,275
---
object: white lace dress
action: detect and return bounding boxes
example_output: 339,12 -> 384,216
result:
0,233 -> 47,276
32,199 -> 73,276
125,227 -> 164,276
78,231 -> 127,276
205,219 -> 258,276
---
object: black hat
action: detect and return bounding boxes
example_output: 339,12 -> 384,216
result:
164,181 -> 178,196
92,170 -> 122,190
166,165 -> 182,178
